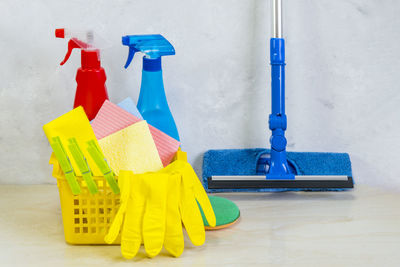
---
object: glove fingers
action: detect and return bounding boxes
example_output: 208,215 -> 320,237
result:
164,174 -> 184,257
105,171 -> 131,244
180,175 -> 206,246
184,163 -> 216,227
121,173 -> 145,259
142,174 -> 168,258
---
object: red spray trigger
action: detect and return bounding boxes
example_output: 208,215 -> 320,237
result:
60,38 -> 89,65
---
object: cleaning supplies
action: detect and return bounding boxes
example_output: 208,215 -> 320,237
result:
91,100 -> 180,166
104,160 -> 216,259
122,34 -> 180,141
97,120 -> 164,175
55,28 -> 109,120
203,0 -> 354,192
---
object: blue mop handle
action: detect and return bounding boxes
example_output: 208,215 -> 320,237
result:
268,38 -> 288,160
270,38 -> 285,120
267,0 -> 294,179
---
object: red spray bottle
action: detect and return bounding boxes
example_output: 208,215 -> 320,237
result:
55,28 -> 109,120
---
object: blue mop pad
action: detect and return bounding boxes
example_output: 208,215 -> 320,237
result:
202,148 -> 353,192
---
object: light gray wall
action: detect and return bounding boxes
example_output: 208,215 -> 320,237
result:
1,0 -> 399,188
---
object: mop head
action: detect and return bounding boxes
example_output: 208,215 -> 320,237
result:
202,148 -> 353,192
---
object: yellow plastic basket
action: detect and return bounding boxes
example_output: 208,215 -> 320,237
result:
51,150 -> 187,245
52,163 -> 120,244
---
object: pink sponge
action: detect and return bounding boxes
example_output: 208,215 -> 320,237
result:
91,100 -> 180,166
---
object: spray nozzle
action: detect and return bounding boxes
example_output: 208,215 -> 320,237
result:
59,38 -> 91,65
55,28 -> 106,66
122,34 -> 175,69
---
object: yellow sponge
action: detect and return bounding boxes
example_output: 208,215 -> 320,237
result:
98,120 -> 163,175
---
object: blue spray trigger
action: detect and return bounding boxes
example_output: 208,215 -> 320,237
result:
124,46 -> 138,69
122,34 -> 175,68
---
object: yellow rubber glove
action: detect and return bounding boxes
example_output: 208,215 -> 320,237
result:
163,160 -> 216,247
105,161 -> 216,259
105,171 -> 169,259
142,173 -> 169,257
163,173 -> 184,256
104,171 -> 131,244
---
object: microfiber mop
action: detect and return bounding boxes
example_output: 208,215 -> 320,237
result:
203,0 -> 354,192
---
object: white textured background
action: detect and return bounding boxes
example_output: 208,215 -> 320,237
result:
1,0 -> 399,189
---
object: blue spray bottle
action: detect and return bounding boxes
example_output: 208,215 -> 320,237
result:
122,34 -> 180,141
